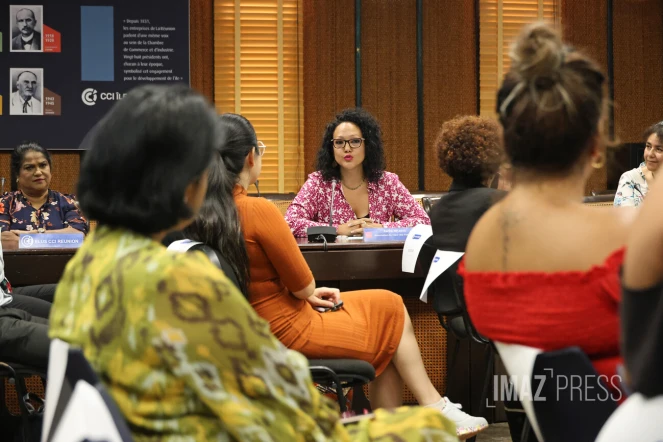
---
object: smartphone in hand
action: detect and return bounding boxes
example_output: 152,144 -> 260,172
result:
315,300 -> 344,313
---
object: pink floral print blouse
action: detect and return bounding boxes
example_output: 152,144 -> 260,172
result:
285,171 -> 430,237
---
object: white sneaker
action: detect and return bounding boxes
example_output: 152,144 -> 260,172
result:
428,397 -> 489,440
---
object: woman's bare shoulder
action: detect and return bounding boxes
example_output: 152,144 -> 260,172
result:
585,205 -> 637,230
464,201 -> 505,266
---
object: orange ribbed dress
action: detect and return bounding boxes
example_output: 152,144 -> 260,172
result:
234,186 -> 405,376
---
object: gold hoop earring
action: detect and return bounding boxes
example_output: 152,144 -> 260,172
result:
591,153 -> 605,169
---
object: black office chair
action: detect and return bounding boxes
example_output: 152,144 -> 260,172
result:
174,239 -> 376,413
308,359 -> 375,413
531,347 -> 618,442
502,390 -> 535,442
421,197 -> 441,215
0,362 -> 46,442
418,243 -> 493,413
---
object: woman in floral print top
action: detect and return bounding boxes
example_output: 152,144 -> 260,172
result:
614,122 -> 663,207
0,143 -> 87,249
285,108 -> 430,237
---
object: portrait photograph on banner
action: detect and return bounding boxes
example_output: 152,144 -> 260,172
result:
9,5 -> 44,52
9,68 -> 44,116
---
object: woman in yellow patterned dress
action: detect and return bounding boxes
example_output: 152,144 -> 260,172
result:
48,85 -> 457,441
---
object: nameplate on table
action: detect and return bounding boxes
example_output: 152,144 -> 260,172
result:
19,233 -> 84,249
363,227 -> 412,242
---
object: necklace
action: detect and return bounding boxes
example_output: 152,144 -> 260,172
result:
342,178 -> 365,191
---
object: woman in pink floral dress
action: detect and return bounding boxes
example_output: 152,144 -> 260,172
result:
285,108 -> 430,237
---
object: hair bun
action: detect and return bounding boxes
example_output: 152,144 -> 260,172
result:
510,22 -> 565,86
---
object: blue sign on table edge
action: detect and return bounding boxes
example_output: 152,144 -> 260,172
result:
363,227 -> 413,242
18,233 -> 85,249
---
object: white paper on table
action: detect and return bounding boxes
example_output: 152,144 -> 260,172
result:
401,224 -> 433,273
420,250 -> 464,303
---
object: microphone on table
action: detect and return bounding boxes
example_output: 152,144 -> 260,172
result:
307,178 -> 338,245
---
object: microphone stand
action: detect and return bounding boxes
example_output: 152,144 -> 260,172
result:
329,179 -> 336,227
306,178 -> 338,246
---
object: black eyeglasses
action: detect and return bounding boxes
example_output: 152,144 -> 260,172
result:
331,138 -> 365,150
256,141 -> 266,156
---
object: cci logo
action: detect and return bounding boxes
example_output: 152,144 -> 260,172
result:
413,234 -> 421,240
82,88 -> 98,106
433,256 -> 440,263
20,235 -> 34,248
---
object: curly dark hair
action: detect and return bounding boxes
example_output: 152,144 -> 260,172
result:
315,108 -> 386,183
436,115 -> 503,185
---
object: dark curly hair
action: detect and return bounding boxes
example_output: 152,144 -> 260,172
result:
315,108 -> 386,183
436,116 -> 503,185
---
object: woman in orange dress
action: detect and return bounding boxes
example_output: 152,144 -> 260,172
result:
186,113 -> 489,439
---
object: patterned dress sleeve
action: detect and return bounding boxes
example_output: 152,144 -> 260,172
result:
59,193 -> 89,234
150,256 -> 345,441
285,174 -> 332,237
0,193 -> 12,232
256,198 -> 314,292
613,171 -> 638,207
382,175 -> 431,228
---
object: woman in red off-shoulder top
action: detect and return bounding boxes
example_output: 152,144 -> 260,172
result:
461,23 -> 636,383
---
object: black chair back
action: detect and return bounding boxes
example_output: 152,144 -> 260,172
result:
47,349 -> 103,442
96,387 -> 135,441
47,373 -> 73,442
57,348 -> 133,442
64,349 -> 100,386
45,348 -> 107,442
419,242 -> 487,344
532,347 -> 618,442
164,237 -> 241,290
187,243 -> 223,270
421,197 -> 440,215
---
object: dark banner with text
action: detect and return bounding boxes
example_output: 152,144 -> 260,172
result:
0,0 -> 190,149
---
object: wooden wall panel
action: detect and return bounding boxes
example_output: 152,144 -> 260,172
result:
0,151 -> 80,195
562,0 -> 608,193
303,0 -> 356,176
361,0 -> 418,190
613,0 -> 663,142
191,0 -> 215,102
423,0 -> 477,192
561,0 -> 608,70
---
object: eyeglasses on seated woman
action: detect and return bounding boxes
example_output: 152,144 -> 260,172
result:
285,107 -> 431,238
